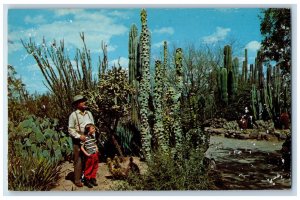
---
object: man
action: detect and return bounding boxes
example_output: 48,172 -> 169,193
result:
68,95 -> 94,187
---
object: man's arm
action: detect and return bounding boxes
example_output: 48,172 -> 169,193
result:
68,112 -> 81,139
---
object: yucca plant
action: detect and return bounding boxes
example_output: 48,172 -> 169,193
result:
8,155 -> 61,191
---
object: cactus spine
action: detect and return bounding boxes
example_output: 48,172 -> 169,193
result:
138,9 -> 151,160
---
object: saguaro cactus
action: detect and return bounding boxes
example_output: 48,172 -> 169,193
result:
138,9 -> 152,161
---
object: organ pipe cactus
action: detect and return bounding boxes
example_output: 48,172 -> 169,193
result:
128,24 -> 138,89
220,67 -> 228,104
224,45 -> 232,71
223,45 -> 237,99
138,9 -> 152,161
232,57 -> 239,95
128,24 -> 140,127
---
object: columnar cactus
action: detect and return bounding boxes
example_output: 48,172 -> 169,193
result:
250,64 -> 254,84
128,24 -> 138,89
173,48 -> 184,156
232,57 -> 239,97
138,9 -> 152,160
223,45 -> 237,99
244,49 -> 248,82
257,51 -> 264,89
128,24 -> 140,127
224,45 -> 232,71
220,67 -> 228,104
153,60 -> 167,152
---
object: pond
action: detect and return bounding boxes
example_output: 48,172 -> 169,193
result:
206,135 -> 291,190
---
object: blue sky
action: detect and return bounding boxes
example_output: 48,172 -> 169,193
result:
8,8 -> 263,94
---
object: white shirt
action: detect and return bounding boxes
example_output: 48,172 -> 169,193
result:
68,110 -> 94,139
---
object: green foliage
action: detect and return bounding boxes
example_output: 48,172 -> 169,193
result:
8,115 -> 72,162
259,8 -> 291,73
21,33 -> 99,125
116,148 -> 209,190
138,8 -> 152,161
85,67 -> 134,156
220,67 -> 228,104
8,155 -> 61,191
153,60 -> 167,152
8,116 -> 70,191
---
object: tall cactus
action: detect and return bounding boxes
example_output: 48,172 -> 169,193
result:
153,60 -> 167,152
244,49 -> 248,82
224,45 -> 236,99
224,45 -> 232,71
128,24 -> 140,127
220,67 -> 228,104
138,9 -> 152,161
250,64 -> 254,84
129,24 -> 138,89
169,48 -> 184,157
232,57 -> 239,98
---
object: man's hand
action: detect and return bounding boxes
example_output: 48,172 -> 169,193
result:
80,135 -> 86,141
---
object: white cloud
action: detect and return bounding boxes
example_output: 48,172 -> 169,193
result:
153,27 -> 174,35
245,41 -> 261,52
153,41 -> 167,49
8,9 -> 128,54
109,57 -> 129,69
53,9 -> 85,17
202,27 -> 231,44
24,15 -> 46,24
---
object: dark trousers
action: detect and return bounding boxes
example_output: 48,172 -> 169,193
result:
73,141 -> 83,184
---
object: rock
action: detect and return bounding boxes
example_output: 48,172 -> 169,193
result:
249,132 -> 259,139
236,133 -> 250,139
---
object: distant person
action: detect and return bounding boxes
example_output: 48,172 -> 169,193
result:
244,107 -> 256,129
68,95 -> 94,187
81,123 -> 99,188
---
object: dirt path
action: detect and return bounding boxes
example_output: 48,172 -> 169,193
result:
50,157 -> 145,191
51,136 -> 291,191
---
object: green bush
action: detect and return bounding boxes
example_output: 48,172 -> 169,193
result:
8,115 -> 72,191
115,149 -> 210,190
8,115 -> 72,162
8,155 -> 61,191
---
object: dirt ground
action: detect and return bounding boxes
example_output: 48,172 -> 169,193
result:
51,136 -> 291,191
50,156 -> 146,191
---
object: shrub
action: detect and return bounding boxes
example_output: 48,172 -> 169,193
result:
8,116 -> 72,191
115,149 -> 210,190
8,155 -> 61,191
8,115 -> 72,162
